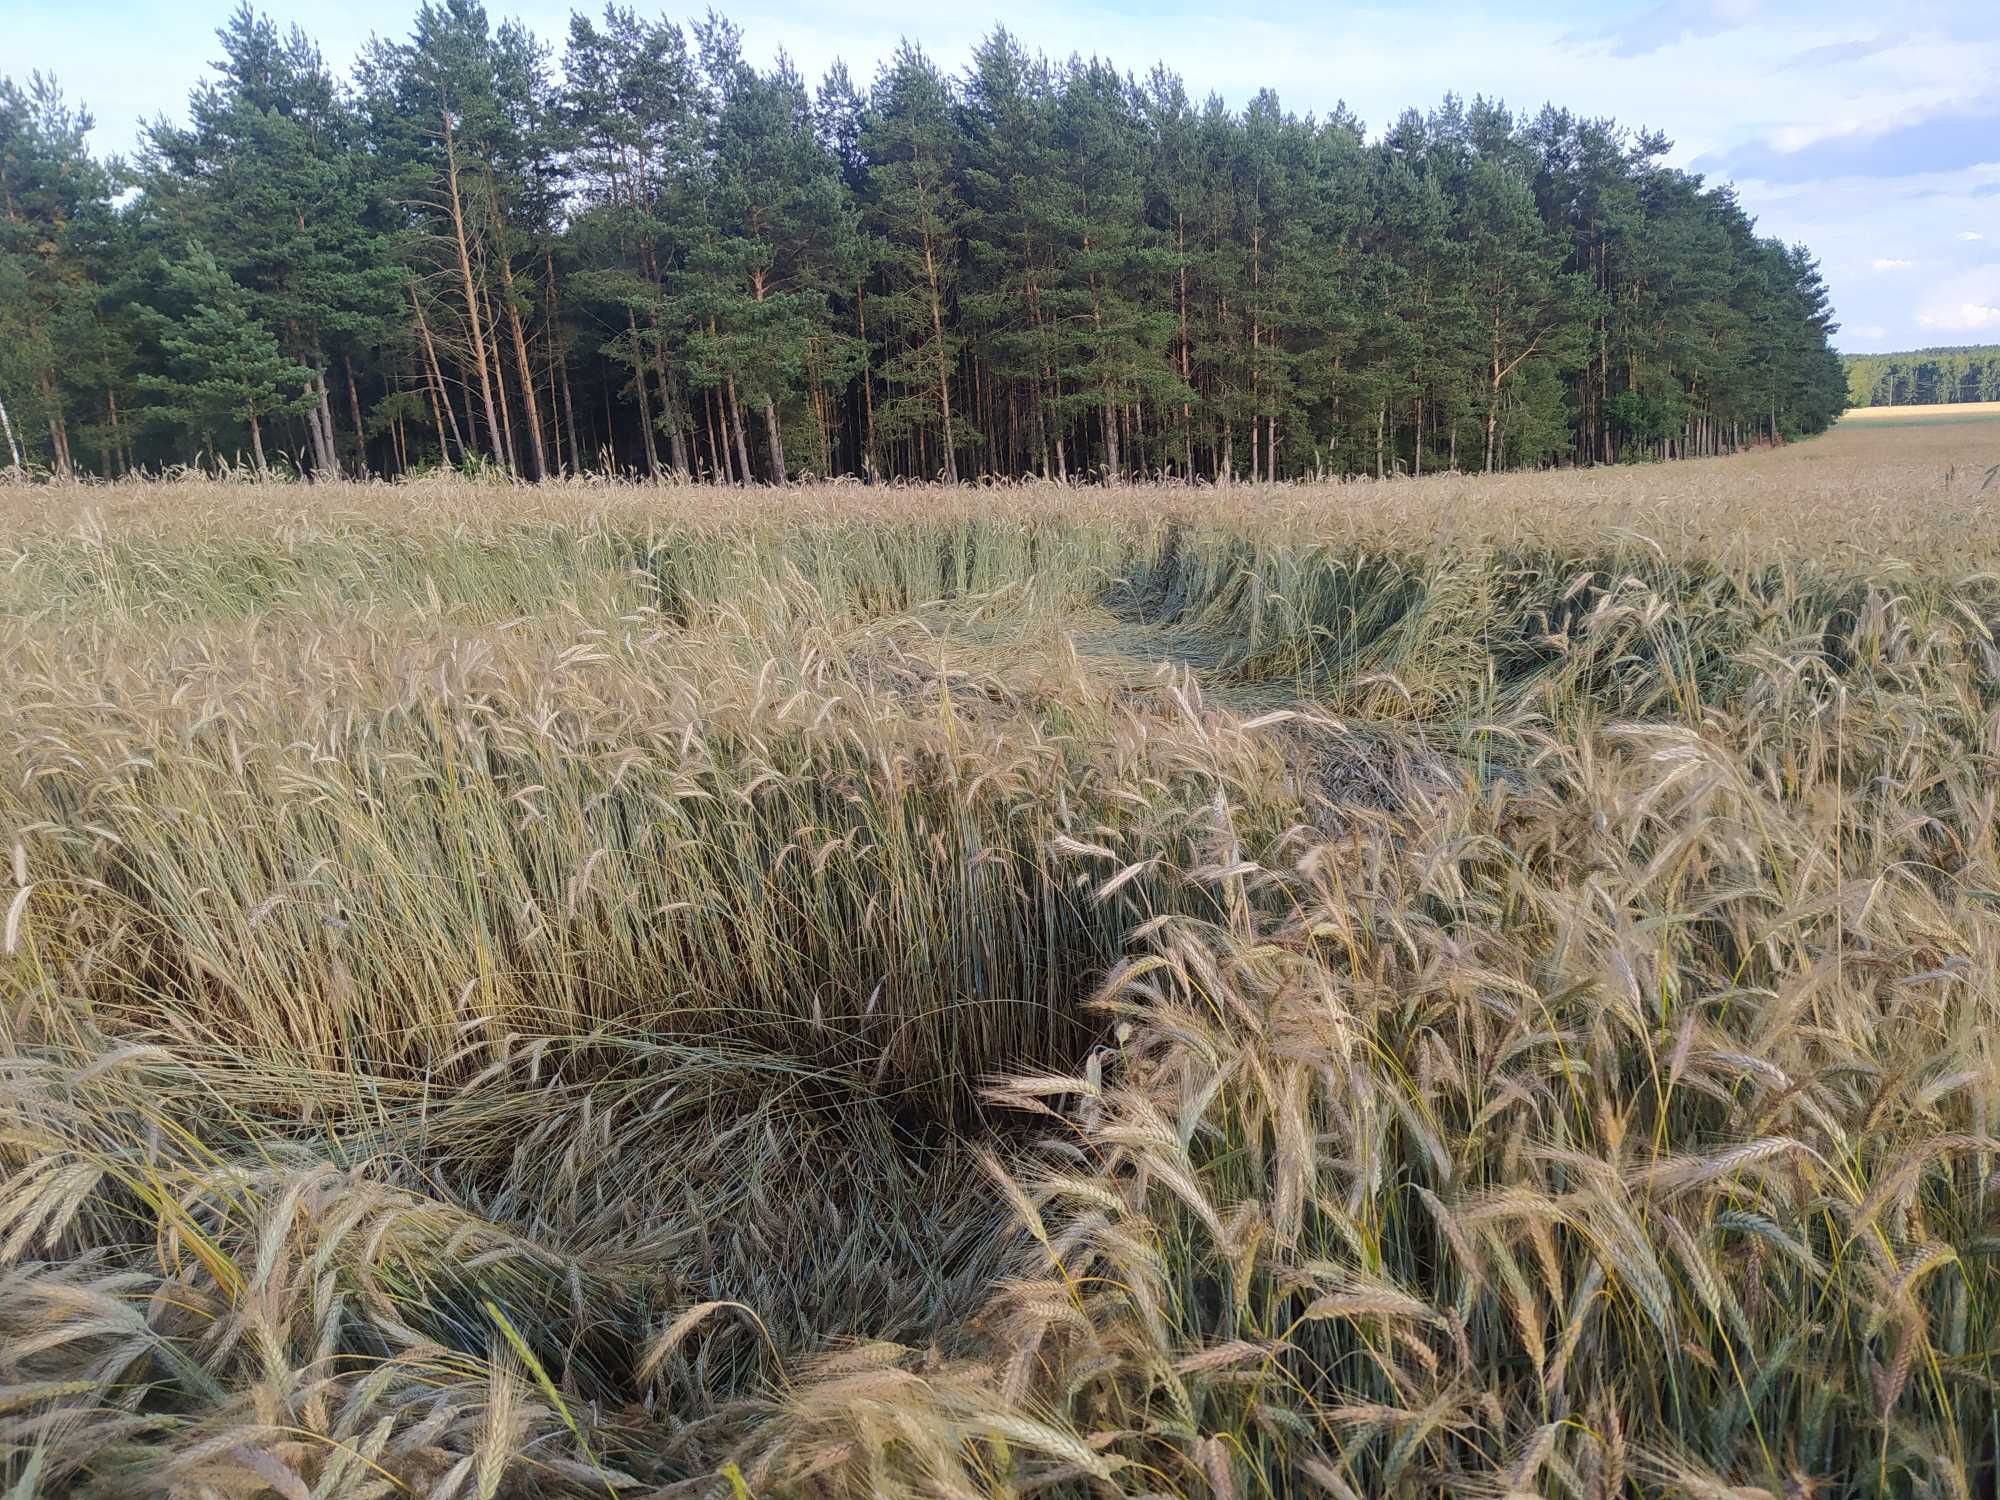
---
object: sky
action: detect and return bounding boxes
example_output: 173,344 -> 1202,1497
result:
12,0 -> 1998,352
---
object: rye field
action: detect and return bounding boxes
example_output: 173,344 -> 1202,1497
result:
1839,402 -> 2000,431
4,415 -> 2000,1498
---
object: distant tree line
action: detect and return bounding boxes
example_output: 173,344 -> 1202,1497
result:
1844,346 -> 2000,409
1,1 -> 1848,482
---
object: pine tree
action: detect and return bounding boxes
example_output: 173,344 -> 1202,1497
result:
862,44 -> 966,482
1137,66 -> 1205,477
961,30 -> 1054,477
10,7 -> 1854,481
136,244 -> 315,471
1452,129 -> 1594,471
0,73 -> 116,476
561,7 -> 704,473
695,24 -> 853,482
1057,57 -> 1179,479
142,6 -> 400,476
359,0 -> 560,473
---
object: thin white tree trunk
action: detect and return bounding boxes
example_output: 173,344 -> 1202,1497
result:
0,389 -> 20,470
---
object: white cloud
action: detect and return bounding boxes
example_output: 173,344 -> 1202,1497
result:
1852,324 -> 1888,339
1920,304 -> 2000,332
1772,118 -> 1864,153
1870,258 -> 1916,271
1916,268 -> 2000,333
1962,231 -> 1988,241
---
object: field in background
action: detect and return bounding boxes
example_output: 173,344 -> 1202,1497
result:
1839,400 -> 2000,425
4,417 -> 2000,1498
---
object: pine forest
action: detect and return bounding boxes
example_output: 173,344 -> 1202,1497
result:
1,1 -> 1848,484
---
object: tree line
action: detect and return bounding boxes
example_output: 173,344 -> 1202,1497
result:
1844,346 -> 2000,410
1,1 -> 1849,483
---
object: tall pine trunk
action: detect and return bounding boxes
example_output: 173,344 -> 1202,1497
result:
547,255 -> 583,474
661,373 -> 689,474
487,188 -> 547,480
421,364 -> 449,468
748,273 -> 786,483
1177,218 -> 1192,479
344,356 -> 367,478
41,371 -> 73,477
247,408 -> 268,476
545,344 -> 564,475
626,308 -> 659,473
315,371 -> 341,476
762,397 -> 786,484
482,282 -> 518,472
856,284 -> 879,480
647,320 -> 689,474
104,389 -> 126,476
921,231 -> 957,482
726,375 -> 752,483
441,110 -> 505,465
499,266 -> 546,478
411,289 -> 466,463
703,387 -> 725,480
560,343 -> 582,473
1485,327 -> 1502,475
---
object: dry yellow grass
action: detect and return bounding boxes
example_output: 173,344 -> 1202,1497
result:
2,418 -> 1999,1497
4,409 -> 1994,558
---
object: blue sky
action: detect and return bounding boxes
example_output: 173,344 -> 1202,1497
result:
14,0 -> 1998,351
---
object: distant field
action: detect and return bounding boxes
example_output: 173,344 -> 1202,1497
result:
1842,399 -> 2000,425
4,419 -> 2000,1497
